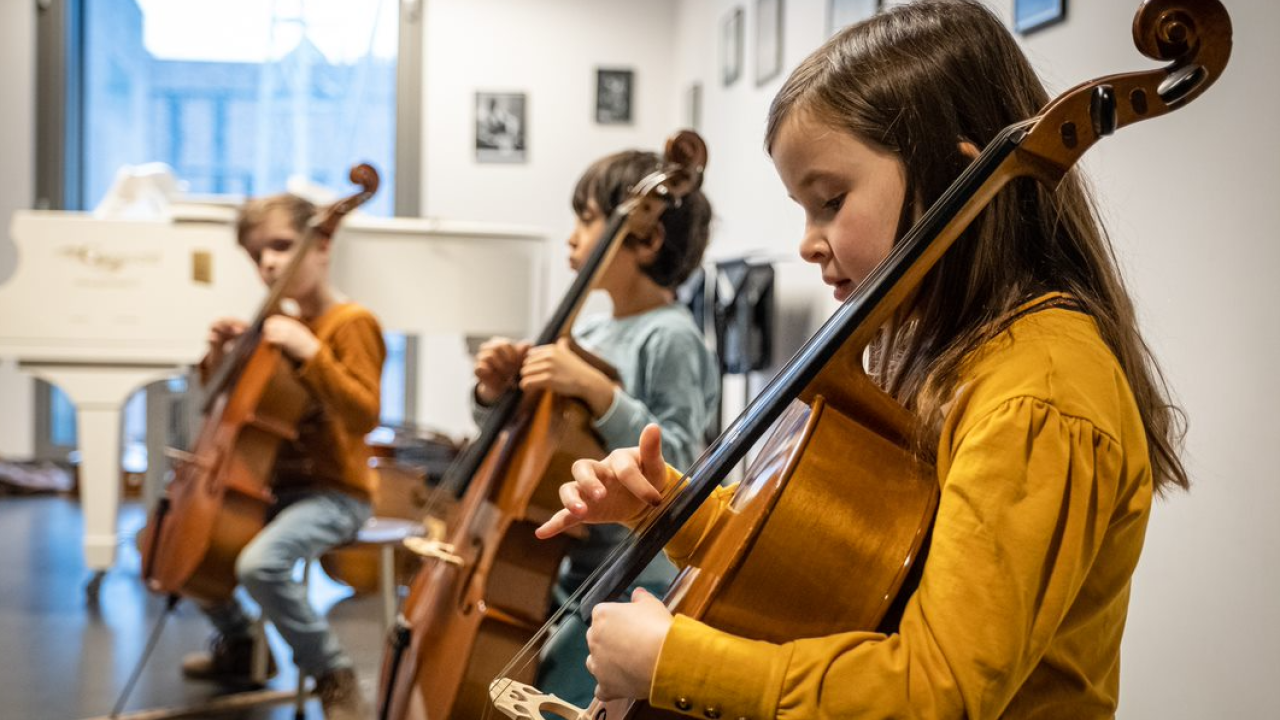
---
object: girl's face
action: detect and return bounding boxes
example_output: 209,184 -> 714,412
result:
771,110 -> 908,302
242,208 -> 327,299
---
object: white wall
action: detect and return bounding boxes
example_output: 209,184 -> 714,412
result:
672,1 -> 1279,717
1025,4 -> 1280,718
0,0 -> 36,458
412,0 -> 684,434
420,0 -> 682,302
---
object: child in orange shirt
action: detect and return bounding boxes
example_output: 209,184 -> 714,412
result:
184,194 -> 385,720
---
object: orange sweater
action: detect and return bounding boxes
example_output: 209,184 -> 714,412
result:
273,302 -> 385,501
200,302 -> 386,502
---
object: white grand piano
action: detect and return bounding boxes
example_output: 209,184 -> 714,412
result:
0,208 -> 546,595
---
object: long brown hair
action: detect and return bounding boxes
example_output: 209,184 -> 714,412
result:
766,0 -> 1188,493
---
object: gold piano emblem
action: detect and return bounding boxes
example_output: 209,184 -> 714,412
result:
192,250 -> 213,284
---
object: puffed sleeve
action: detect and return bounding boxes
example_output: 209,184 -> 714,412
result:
649,396 -> 1135,719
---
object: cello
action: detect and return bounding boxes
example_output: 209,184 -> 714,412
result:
138,164 -> 379,604
490,1 -> 1232,718
377,132 -> 708,720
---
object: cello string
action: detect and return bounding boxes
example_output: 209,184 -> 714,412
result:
485,465 -> 691,710
408,210 -> 636,532
486,404 -> 795,707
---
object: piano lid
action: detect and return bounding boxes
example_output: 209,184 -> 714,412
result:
0,211 -> 264,365
0,210 -> 548,366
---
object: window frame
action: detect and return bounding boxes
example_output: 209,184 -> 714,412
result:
31,0 -> 425,461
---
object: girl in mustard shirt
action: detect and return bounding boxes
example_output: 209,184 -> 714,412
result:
534,2 -> 1188,718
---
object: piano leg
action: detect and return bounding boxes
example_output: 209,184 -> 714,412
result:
20,362 -> 180,600
76,398 -> 134,580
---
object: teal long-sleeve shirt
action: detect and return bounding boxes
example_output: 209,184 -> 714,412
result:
471,301 -> 719,581
471,301 -> 719,706
472,301 -> 719,469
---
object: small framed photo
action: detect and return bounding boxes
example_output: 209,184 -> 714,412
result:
755,0 -> 784,86
595,68 -> 634,125
1014,0 -> 1066,35
475,91 -> 527,163
827,0 -> 880,37
721,7 -> 744,87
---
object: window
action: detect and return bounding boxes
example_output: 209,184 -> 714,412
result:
86,0 -> 401,214
34,0 -> 423,468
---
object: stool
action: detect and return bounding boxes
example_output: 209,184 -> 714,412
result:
343,516 -> 425,631
253,516 -> 425,719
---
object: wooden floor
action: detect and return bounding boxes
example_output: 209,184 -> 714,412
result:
0,494 -> 387,720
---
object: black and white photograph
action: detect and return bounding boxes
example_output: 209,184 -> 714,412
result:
827,0 -> 880,36
595,68 -> 634,124
756,0 -> 784,86
475,91 -> 527,163
1014,0 -> 1067,34
722,6 -> 744,86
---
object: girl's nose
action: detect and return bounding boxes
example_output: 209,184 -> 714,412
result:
798,224 -> 828,264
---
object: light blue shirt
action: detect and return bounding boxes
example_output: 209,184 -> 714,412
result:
573,302 -> 719,469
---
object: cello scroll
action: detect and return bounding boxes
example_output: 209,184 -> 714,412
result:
1016,0 -> 1230,182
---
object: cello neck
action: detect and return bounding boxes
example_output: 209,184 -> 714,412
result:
437,208 -> 631,492
535,209 -> 631,346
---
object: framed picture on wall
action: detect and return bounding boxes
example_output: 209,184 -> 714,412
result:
475,92 -> 527,163
1014,0 -> 1066,35
755,0 -> 784,86
722,7 -> 744,87
595,68 -> 634,124
827,0 -> 880,37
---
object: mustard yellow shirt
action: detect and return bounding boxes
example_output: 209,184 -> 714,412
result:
650,301 -> 1154,719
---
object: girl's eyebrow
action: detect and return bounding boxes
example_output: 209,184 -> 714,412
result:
797,169 -> 844,191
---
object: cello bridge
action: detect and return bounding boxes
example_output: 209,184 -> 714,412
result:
402,537 -> 464,566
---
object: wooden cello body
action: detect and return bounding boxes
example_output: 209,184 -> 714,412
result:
386,391 -> 607,720
378,132 -> 709,720
491,2 -> 1232,718
138,165 -> 380,604
139,343 -> 309,602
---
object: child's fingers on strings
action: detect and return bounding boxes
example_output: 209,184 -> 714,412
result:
636,423 -> 667,491
518,370 -> 550,391
534,507 -> 580,539
609,449 -> 663,507
570,457 -> 611,502
512,341 -> 533,365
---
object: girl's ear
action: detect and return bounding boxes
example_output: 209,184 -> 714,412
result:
313,234 -> 334,260
957,139 -> 981,160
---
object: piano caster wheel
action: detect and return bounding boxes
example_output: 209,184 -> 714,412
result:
85,571 -> 105,604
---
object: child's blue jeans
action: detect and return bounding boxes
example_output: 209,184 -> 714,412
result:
203,488 -> 371,676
